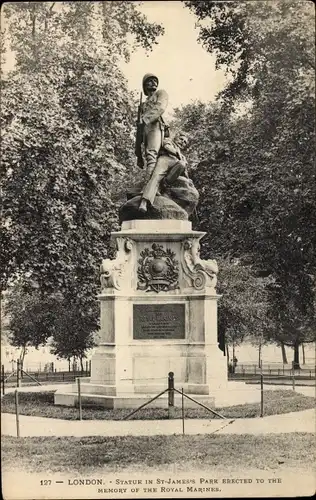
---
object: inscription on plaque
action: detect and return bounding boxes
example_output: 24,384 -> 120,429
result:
133,304 -> 185,340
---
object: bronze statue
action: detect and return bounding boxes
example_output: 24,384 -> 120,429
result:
119,74 -> 199,222
139,132 -> 189,213
135,73 -> 169,175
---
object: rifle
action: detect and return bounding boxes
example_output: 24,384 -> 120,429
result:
135,92 -> 144,168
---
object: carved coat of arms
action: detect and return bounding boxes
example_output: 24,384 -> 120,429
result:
137,243 -> 179,292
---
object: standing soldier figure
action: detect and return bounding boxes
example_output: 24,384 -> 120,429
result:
135,73 -> 169,210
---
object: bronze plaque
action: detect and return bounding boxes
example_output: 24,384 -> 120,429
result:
133,304 -> 185,340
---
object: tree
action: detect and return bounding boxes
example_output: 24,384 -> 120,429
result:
48,299 -> 96,371
4,284 -> 54,369
4,284 -> 97,370
2,2 -> 164,291
266,280 -> 316,368
1,2 -> 164,354
217,257 -> 273,368
3,2 -> 164,71
184,1 -> 315,104
180,0 -> 316,366
172,100 -> 233,168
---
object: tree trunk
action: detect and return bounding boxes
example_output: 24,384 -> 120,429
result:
80,357 -> 84,372
226,345 -> 230,364
293,342 -> 300,370
280,342 -> 288,364
302,343 -> 306,364
226,344 -> 230,372
19,346 -> 27,376
232,341 -> 236,373
45,3 -> 55,31
73,357 -> 78,372
258,343 -> 262,369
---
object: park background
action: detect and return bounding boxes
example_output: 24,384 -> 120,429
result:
1,1 -> 315,376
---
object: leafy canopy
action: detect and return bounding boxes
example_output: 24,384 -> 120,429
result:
180,1 -> 316,358
1,1 -> 164,360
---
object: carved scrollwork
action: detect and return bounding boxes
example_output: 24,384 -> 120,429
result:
137,243 -> 179,293
181,238 -> 218,290
100,237 -> 134,291
192,272 -> 207,291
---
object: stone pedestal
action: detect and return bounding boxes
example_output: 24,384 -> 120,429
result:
54,220 -> 227,409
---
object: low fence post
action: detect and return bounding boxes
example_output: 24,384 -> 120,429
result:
168,372 -> 174,406
15,389 -> 20,437
181,388 -> 185,435
2,364 -> 5,396
292,372 -> 295,391
77,377 -> 82,420
168,372 -> 174,419
260,373 -> 264,418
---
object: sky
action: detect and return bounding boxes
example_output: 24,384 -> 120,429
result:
119,1 -> 228,119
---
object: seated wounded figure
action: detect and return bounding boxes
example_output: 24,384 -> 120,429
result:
139,132 -> 189,213
119,131 -> 199,222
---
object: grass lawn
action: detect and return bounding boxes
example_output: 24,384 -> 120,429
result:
2,433 -> 315,475
1,389 -> 314,420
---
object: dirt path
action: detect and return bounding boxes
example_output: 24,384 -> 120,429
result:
1,408 -> 314,437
